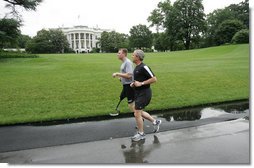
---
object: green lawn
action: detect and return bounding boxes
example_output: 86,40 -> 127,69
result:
0,44 -> 249,125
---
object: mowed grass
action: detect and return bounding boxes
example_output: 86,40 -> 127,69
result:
0,44 -> 249,125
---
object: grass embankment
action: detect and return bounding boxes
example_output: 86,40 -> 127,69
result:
0,44 -> 249,125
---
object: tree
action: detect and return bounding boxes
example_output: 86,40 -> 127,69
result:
99,31 -> 129,53
129,24 -> 153,49
26,29 -> 70,53
0,0 -> 43,50
148,0 -> 178,51
153,32 -> 171,52
171,0 -> 206,50
3,0 -> 42,10
226,0 -> 249,28
206,8 -> 234,46
147,0 -> 172,32
0,18 -> 20,49
232,29 -> 249,44
206,0 -> 249,46
3,0 -> 42,19
215,20 -> 245,45
17,34 -> 32,48
49,29 -> 69,53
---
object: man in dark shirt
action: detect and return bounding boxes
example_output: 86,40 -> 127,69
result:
130,49 -> 162,141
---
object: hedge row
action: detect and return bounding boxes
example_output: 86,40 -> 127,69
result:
0,51 -> 39,59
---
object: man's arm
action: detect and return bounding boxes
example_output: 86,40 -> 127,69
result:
113,61 -> 133,79
112,72 -> 132,79
131,76 -> 157,87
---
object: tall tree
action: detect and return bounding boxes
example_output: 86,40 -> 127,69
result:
49,29 -> 69,53
206,0 -> 249,46
0,18 -> 20,48
147,0 -> 172,32
206,8 -> 234,46
171,0 -> 206,50
26,29 -> 70,53
226,0 -> 249,28
129,24 -> 153,49
99,31 -> 129,53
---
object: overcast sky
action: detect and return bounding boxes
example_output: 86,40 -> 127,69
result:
0,0 -> 247,37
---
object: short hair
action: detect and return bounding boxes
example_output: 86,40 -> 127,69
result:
134,49 -> 145,61
119,48 -> 128,56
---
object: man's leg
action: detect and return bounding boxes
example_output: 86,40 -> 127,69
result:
129,102 -> 152,122
134,109 -> 144,133
141,111 -> 155,123
128,102 -> 135,112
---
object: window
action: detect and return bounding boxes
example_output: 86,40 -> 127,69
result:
81,40 -> 84,48
76,41 -> 79,49
75,33 -> 79,39
71,41 -> 74,49
81,33 -> 84,39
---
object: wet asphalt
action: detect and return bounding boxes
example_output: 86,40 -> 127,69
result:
0,118 -> 249,164
0,101 -> 249,153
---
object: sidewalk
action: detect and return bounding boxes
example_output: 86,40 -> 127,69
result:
0,119 -> 249,164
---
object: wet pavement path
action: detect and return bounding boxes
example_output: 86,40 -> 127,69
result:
0,118 -> 249,164
0,100 -> 249,154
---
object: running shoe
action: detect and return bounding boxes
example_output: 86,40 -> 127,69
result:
131,132 -> 145,141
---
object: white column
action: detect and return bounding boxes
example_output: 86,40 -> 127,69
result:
92,33 -> 95,48
84,33 -> 87,52
68,34 -> 71,48
71,33 -> 74,49
89,33 -> 91,50
78,33 -> 81,53
73,33 -> 76,52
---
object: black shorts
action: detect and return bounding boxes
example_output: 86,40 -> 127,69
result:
135,88 -> 152,110
120,84 -> 135,104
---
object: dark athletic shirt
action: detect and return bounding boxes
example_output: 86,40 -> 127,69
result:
134,62 -> 155,90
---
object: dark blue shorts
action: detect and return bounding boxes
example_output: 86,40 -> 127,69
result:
134,88 -> 152,110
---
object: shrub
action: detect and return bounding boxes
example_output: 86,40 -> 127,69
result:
0,50 -> 39,59
215,20 -> 245,45
232,29 -> 249,44
91,48 -> 100,53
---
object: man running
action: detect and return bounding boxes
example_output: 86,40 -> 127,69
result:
112,48 -> 135,112
130,49 -> 161,141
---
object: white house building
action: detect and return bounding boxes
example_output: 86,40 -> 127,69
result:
61,25 -> 111,53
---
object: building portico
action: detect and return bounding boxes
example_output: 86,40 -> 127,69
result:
61,26 -> 110,53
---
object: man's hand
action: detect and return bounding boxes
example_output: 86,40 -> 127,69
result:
112,72 -> 119,78
130,82 -> 135,88
130,81 -> 142,87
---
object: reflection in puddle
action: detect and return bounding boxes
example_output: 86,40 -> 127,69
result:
121,135 -> 161,163
160,101 -> 249,122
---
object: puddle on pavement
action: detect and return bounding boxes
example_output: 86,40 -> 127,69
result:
157,101 -> 249,122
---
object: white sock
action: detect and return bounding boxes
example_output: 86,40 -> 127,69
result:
138,132 -> 144,135
153,120 -> 157,125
